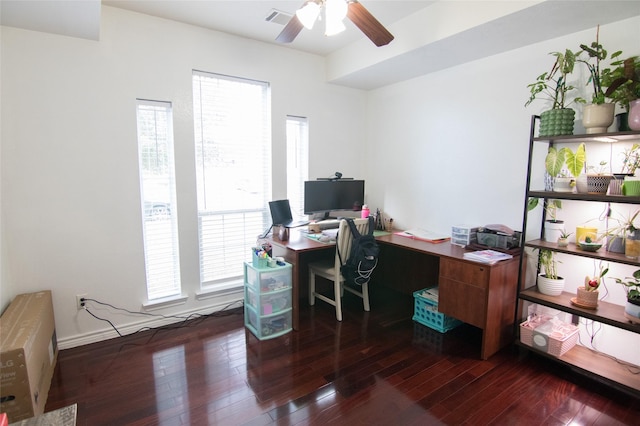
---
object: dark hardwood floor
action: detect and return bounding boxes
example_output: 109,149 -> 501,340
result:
46,287 -> 640,425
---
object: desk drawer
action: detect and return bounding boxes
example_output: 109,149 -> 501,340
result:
438,277 -> 486,328
439,258 -> 489,289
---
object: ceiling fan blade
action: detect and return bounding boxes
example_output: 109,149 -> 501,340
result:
276,14 -> 304,43
347,1 -> 394,47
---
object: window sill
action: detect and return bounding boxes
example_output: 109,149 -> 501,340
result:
196,281 -> 244,301
142,294 -> 188,311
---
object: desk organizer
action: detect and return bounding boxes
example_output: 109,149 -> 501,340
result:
244,261 -> 292,340
412,288 -> 462,333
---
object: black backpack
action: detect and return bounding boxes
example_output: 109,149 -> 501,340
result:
338,217 -> 379,286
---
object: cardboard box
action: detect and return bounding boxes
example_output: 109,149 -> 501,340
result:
0,291 -> 57,422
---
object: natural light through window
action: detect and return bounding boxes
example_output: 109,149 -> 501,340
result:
286,116 -> 309,218
192,71 -> 271,290
136,100 -> 181,301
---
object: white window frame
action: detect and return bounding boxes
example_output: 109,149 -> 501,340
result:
192,70 -> 272,290
136,99 -> 182,302
286,115 -> 309,218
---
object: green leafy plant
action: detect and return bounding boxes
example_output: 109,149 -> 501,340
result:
613,269 -> 640,303
587,160 -> 610,175
620,144 -> 640,175
563,143 -> 587,178
602,56 -> 640,111
603,209 -> 640,247
559,230 -> 572,239
539,249 -> 560,280
528,198 -> 562,222
544,143 -> 586,178
525,49 -> 578,109
576,26 -> 623,105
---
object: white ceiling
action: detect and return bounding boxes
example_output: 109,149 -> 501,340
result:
2,1 -> 640,90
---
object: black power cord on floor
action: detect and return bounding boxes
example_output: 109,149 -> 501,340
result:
80,297 -> 244,338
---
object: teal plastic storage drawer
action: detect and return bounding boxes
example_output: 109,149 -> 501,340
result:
244,262 -> 292,293
244,305 -> 292,340
245,286 -> 292,315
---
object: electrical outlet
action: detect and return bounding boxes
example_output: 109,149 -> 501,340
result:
76,294 -> 87,310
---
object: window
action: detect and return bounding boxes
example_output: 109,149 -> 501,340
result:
192,71 -> 271,289
136,100 -> 181,301
286,116 -> 309,218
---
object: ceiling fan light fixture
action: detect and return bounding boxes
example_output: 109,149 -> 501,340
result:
324,18 -> 346,36
296,1 -> 321,29
277,0 -> 393,47
324,0 -> 348,36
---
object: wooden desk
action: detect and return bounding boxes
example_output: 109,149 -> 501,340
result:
268,231 -> 521,360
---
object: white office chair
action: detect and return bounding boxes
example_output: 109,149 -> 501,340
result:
308,218 -> 371,321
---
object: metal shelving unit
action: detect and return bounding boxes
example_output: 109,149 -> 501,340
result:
516,115 -> 640,397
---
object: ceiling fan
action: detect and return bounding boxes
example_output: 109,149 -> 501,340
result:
276,0 -> 394,47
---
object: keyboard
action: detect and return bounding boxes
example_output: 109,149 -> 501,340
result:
308,219 -> 341,233
316,219 -> 341,230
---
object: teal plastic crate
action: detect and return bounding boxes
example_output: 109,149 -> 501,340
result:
412,288 -> 462,333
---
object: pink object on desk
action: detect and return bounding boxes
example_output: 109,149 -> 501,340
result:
361,205 -> 370,218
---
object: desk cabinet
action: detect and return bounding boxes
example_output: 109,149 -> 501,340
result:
438,257 -> 520,360
438,259 -> 489,328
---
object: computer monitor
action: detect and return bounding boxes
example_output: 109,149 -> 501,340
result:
304,180 -> 365,219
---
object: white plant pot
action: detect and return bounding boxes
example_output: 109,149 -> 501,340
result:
625,300 -> 640,324
537,274 -> 565,296
576,174 -> 589,193
544,221 -> 564,243
582,103 -> 615,134
553,177 -> 574,193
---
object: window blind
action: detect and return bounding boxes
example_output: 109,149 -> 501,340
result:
286,115 -> 309,218
136,100 -> 181,300
192,71 -> 271,288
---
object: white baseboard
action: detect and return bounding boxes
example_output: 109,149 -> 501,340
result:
57,297 -> 244,350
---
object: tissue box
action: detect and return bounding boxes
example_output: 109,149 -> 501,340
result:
531,320 -> 579,357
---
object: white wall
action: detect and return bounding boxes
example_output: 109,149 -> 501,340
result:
364,17 -> 640,365
0,6 -> 367,347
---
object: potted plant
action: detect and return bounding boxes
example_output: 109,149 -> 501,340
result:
573,262 -> 608,309
602,56 -> 640,130
608,144 -> 640,195
620,143 -> 640,175
528,198 -> 565,243
613,269 -> 640,324
585,160 -> 613,194
537,249 -> 565,296
526,49 -> 578,136
557,230 -> 572,247
576,25 -> 622,133
602,208 -> 640,254
543,142 -> 586,192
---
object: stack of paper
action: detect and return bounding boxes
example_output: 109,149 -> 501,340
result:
463,249 -> 513,264
397,228 -> 450,243
419,287 -> 439,302
321,228 -> 339,239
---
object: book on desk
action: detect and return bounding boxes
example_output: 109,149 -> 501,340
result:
395,229 -> 450,243
463,249 -> 513,264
